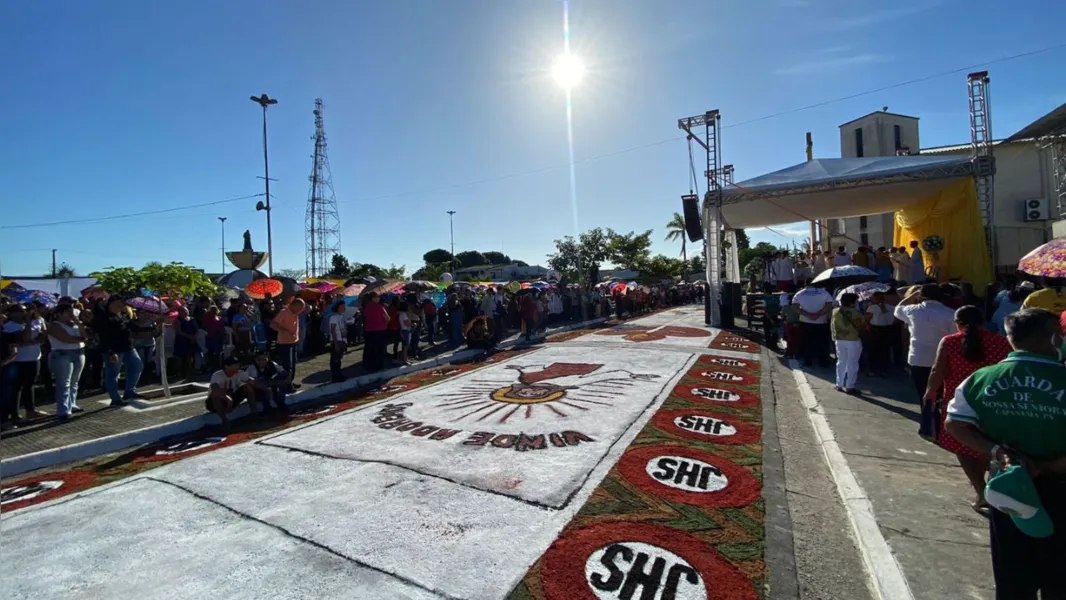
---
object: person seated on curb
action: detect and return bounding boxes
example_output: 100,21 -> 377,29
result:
245,348 -> 289,414
206,356 -> 256,428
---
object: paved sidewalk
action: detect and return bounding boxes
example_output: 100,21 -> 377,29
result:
0,318 -> 612,465
792,360 -> 994,600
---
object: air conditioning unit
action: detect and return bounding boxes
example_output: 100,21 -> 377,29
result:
1024,198 -> 1050,222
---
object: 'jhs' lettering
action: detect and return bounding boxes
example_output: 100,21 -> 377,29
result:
651,458 -> 721,490
589,544 -> 700,600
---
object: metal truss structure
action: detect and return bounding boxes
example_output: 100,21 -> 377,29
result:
968,71 -> 997,266
679,110 -> 722,326
305,98 -> 342,279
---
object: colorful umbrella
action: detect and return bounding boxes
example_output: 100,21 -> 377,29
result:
307,281 -> 338,293
341,284 -> 366,297
404,280 -> 436,292
835,281 -> 891,302
1019,238 -> 1066,278
10,289 -> 56,307
125,295 -> 169,315
810,265 -> 879,289
245,278 -> 284,299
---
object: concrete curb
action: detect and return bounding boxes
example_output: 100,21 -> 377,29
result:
0,318 -> 607,478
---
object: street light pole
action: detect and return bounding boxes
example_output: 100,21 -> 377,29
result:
218,217 -> 227,273
447,210 -> 457,277
250,93 -> 278,276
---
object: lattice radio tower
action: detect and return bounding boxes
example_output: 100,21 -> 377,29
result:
305,98 -> 342,278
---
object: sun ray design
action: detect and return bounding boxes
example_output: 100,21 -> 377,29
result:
433,362 -> 660,424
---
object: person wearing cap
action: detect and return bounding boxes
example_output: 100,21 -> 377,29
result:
206,356 -> 255,427
945,308 -> 1066,598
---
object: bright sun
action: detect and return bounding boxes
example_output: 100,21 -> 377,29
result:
551,53 -> 584,90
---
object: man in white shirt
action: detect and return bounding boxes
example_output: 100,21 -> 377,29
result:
832,246 -> 851,266
246,349 -> 290,413
773,252 -> 796,293
206,356 -> 254,427
894,284 -> 956,437
909,240 -> 926,283
792,285 -> 835,368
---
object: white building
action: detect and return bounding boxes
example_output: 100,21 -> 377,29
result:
454,263 -> 549,281
834,107 -> 1062,268
832,110 -> 920,252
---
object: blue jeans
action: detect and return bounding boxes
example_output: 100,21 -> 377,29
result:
277,343 -> 297,383
104,349 -> 143,404
449,311 -> 464,348
51,349 -> 86,417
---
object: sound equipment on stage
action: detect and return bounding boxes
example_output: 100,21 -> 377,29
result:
719,282 -> 737,329
681,194 -> 703,242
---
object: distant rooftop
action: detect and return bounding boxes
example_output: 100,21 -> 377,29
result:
919,138 -> 1035,155
839,111 -> 919,128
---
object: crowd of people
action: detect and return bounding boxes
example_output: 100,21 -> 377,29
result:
769,267 -> 1066,597
0,280 -> 704,431
758,240 -> 929,291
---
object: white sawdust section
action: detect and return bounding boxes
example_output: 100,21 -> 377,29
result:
1,345 -> 696,600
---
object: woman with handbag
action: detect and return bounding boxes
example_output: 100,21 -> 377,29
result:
923,305 -> 1011,516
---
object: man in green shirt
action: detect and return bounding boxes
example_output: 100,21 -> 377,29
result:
946,308 -> 1066,599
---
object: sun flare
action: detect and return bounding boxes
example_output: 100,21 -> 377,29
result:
551,53 -> 584,90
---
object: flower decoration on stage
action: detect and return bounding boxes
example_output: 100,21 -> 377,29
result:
921,234 -> 944,280
921,234 -> 944,253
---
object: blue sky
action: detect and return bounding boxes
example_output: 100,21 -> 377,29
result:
2,0 -> 1064,277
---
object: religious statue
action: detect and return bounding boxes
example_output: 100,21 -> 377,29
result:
243,230 -> 253,252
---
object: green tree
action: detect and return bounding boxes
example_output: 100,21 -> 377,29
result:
743,256 -> 767,279
739,242 -> 778,277
482,251 -> 512,265
734,228 -> 751,251
637,254 -> 686,280
547,227 -> 612,284
351,263 -> 385,279
422,249 -> 453,264
274,268 -> 306,280
90,262 -> 219,296
327,254 -> 352,278
664,212 -> 688,264
412,262 -> 451,281
382,264 -> 407,279
687,254 -> 706,277
45,262 -> 76,278
607,229 -> 653,270
454,251 -> 487,269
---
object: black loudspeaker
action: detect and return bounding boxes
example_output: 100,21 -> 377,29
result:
682,194 -> 703,242
719,282 -> 737,329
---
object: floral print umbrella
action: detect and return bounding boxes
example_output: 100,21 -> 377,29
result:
835,281 -> 891,302
9,289 -> 56,307
244,278 -> 283,300
1019,238 -> 1066,278
125,295 -> 170,315
307,281 -> 338,293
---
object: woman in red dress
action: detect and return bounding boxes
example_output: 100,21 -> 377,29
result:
923,305 -> 1012,515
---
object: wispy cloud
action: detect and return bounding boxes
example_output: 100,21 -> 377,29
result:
819,2 -> 942,30
774,53 -> 893,76
753,226 -> 809,238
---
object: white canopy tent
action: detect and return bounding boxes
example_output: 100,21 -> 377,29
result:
701,155 -> 977,325
716,155 -> 975,229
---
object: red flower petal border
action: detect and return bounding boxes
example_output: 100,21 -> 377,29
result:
541,521 -> 758,600
672,382 -> 760,408
0,469 -> 100,512
652,409 -> 761,445
616,445 -> 761,509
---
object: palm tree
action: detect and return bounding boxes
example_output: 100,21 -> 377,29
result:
665,212 -> 688,266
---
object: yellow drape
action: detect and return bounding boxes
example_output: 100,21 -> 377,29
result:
893,178 -> 993,290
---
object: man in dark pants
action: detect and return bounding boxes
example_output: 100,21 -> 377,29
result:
946,309 -> 1066,599
791,286 -> 834,368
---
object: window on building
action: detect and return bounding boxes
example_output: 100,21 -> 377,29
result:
894,125 -> 902,151
860,233 -> 869,246
854,128 -> 864,157
859,215 -> 868,229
